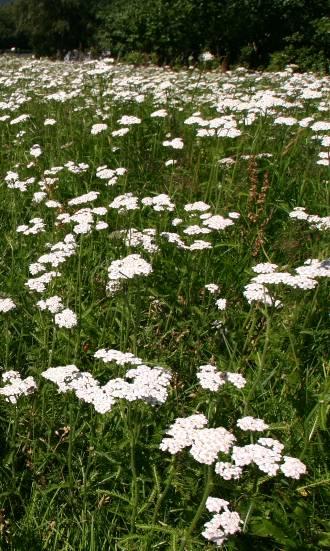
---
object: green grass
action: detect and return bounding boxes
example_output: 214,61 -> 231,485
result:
0,57 -> 329,550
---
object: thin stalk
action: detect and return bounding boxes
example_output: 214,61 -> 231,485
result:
4,318 -> 9,370
260,307 -> 271,369
243,470 -> 260,532
242,310 -> 258,353
129,407 -> 139,533
179,465 -> 213,550
151,456 -> 177,525
68,401 -> 74,490
74,236 -> 83,362
48,325 -> 57,368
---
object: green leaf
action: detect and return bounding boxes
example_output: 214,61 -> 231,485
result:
318,534 -> 330,547
250,519 -> 297,547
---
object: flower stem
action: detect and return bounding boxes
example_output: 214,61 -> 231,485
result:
128,407 -> 138,533
179,465 -> 213,550
152,456 -> 177,525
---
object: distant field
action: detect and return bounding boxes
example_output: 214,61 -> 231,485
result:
0,56 -> 329,550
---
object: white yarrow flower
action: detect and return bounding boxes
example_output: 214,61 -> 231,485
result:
91,123 -> 108,135
0,298 -> 16,312
280,456 -> 307,479
0,371 -> 37,404
54,308 -> 77,328
237,416 -> 269,431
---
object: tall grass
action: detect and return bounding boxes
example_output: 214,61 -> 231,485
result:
0,57 -> 329,550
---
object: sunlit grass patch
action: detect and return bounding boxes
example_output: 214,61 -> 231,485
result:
0,56 -> 329,550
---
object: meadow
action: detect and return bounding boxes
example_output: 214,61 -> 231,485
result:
0,55 -> 329,550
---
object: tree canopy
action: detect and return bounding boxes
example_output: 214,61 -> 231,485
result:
0,0 -> 329,71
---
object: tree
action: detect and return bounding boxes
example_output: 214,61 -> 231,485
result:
13,0 -> 99,56
0,2 -> 16,49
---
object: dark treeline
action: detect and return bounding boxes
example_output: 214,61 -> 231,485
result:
0,0 -> 329,71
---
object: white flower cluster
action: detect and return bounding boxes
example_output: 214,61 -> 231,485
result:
231,436 -> 307,479
183,115 -> 209,127
205,283 -> 219,294
298,116 -> 314,128
199,51 -> 215,62
37,176 -> 58,193
160,232 -> 212,252
44,118 -> 56,126
317,151 -> 330,167
57,206 -> 108,235
54,308 -> 77,329
142,194 -> 175,212
185,113 -> 241,140
244,258 -> 330,307
107,253 -> 153,294
91,123 -> 108,135
0,297 -> 16,313
117,115 -> 141,125
311,121 -> 330,132
165,159 -> 177,167
150,109 -> 167,118
0,371 -> 37,404
214,461 -> 243,480
274,116 -> 297,126
289,207 -> 330,231
45,200 -> 62,209
96,165 -> 127,186
64,161 -> 89,174
162,137 -> 184,149
197,123 -> 241,139
280,456 -> 307,479
4,171 -> 35,192
150,200 -> 237,253
252,262 -> 278,274
124,228 -> 159,253
44,166 -> 63,176
123,365 -> 172,404
160,414 -> 235,463
25,270 -> 60,293
184,201 -> 210,212
30,144 -> 42,158
94,348 -> 143,365
190,428 -> 237,464
37,295 -> 63,313
183,225 -> 211,236
42,360 -> 171,413
109,193 -> 139,212
161,414 -> 307,480
202,215 -> 234,231
17,217 -> 45,236
189,240 -> 212,250
16,129 -> 26,140
236,416 -> 269,431
68,191 -> 100,206
9,177 -> 36,192
26,233 -> 79,326
202,497 -> 242,547
197,364 -> 246,391
160,414 -> 208,454
112,127 -> 130,137
231,439 -> 284,476
161,232 -> 186,249
215,298 -> 227,310
36,294 -> 77,328
10,114 -> 30,125
30,234 -> 77,274
218,156 -> 235,166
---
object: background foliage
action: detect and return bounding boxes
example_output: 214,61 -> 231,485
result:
0,0 -> 329,71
